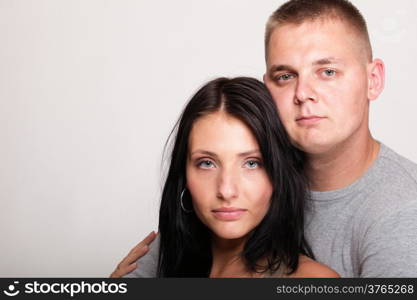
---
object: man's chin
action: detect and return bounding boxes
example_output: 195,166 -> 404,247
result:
292,139 -> 335,156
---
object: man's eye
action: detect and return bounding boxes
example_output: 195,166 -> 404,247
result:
198,160 -> 214,169
275,73 -> 294,81
323,69 -> 336,76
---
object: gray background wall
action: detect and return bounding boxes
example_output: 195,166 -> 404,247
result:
1,0 -> 416,277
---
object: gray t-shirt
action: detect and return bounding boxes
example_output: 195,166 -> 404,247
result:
125,143 -> 417,277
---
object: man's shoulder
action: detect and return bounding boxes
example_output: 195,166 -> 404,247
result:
378,143 -> 417,184
357,143 -> 417,220
370,144 -> 417,199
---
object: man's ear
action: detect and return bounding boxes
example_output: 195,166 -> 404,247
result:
368,58 -> 385,101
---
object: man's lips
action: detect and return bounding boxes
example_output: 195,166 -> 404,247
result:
296,115 -> 325,125
212,207 -> 247,221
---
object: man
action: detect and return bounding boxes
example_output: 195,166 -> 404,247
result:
111,0 -> 417,277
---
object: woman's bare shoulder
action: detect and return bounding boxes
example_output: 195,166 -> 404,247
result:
287,255 -> 340,278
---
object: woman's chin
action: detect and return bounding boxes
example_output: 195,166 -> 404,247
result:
211,228 -> 250,241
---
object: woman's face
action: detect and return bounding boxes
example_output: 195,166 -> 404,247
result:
186,111 -> 273,241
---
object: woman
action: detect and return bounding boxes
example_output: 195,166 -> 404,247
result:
111,77 -> 338,277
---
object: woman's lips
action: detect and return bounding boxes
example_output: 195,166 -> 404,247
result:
212,208 -> 247,221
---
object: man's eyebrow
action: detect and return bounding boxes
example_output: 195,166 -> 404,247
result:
313,57 -> 342,65
269,58 -> 343,74
268,64 -> 295,74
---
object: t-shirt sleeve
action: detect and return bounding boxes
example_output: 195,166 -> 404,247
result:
359,200 -> 417,277
123,234 -> 160,278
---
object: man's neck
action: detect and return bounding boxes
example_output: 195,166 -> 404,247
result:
306,134 -> 380,192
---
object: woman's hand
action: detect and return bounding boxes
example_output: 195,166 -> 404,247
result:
110,231 -> 157,278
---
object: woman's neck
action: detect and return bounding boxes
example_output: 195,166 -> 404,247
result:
209,236 -> 260,278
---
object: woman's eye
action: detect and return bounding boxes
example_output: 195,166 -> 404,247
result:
198,160 -> 214,169
245,160 -> 260,169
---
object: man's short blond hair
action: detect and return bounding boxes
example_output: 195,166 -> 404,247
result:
265,0 -> 372,61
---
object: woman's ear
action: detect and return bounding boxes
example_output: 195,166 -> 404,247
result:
367,58 -> 385,101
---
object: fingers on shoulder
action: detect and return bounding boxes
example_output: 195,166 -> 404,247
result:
131,231 -> 157,252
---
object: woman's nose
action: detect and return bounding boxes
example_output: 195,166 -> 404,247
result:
216,169 -> 239,201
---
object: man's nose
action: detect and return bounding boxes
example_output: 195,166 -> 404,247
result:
216,168 -> 239,202
294,76 -> 318,105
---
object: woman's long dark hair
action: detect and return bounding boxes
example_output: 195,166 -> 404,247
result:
157,77 -> 312,277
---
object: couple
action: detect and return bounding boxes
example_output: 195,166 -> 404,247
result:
112,0 -> 417,278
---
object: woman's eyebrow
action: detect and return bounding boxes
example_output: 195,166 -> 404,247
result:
189,149 -> 261,157
238,150 -> 261,157
190,150 -> 218,158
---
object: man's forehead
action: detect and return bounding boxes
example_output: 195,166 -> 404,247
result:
270,18 -> 352,41
267,19 -> 368,67
266,18 -> 371,65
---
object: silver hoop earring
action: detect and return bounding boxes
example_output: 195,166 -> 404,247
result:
180,188 -> 193,213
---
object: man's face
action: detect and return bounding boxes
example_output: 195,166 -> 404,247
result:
264,19 -> 375,154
